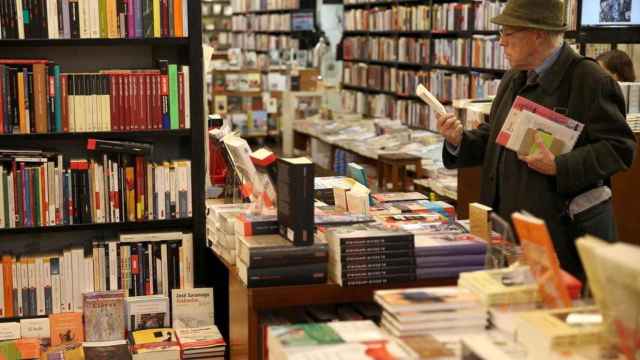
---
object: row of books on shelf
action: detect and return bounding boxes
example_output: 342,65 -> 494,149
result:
0,59 -> 190,134
431,1 -> 504,32
0,231 -> 194,318
433,38 -> 471,67
470,35 -> 507,70
343,64 -> 433,97
231,0 -> 300,13
230,32 -> 299,51
343,36 -> 431,64
344,6 -> 431,32
0,0 -> 189,40
202,1 -> 233,17
231,13 -> 293,32
618,81 -> 640,115
0,149 -> 192,229
342,36 -> 400,63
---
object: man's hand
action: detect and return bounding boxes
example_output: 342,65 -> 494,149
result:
518,134 -> 557,175
436,113 -> 463,146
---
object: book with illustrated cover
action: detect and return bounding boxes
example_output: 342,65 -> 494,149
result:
374,286 -> 480,313
496,96 -> 583,156
130,328 -> 180,354
83,291 -> 126,342
83,340 -> 131,360
50,312 -> 84,346
372,192 -> 428,203
125,295 -> 170,332
171,288 -> 214,329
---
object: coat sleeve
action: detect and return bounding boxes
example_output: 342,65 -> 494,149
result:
442,71 -> 517,169
555,74 -> 637,195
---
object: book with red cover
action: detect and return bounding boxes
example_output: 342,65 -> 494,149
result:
178,72 -> 185,129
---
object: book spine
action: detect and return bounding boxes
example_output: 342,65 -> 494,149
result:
245,263 -> 327,288
340,241 -> 415,255
341,249 -> 416,263
341,273 -> 416,286
167,63 -> 178,129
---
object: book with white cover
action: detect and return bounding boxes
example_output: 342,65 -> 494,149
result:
125,295 -> 170,332
416,83 -> 447,115
374,286 -> 481,313
119,231 -> 184,243
0,322 -> 20,340
172,288 -> 214,329
20,318 -> 50,340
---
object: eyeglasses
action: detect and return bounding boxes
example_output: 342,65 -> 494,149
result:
498,28 -> 527,39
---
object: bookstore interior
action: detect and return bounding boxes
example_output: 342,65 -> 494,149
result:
0,0 -> 640,358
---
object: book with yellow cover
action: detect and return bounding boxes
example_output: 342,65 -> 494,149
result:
130,328 -> 180,354
516,307 -> 603,360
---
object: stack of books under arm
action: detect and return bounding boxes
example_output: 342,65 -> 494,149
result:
375,286 -> 487,338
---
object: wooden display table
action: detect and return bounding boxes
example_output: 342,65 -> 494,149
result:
216,252 -> 456,359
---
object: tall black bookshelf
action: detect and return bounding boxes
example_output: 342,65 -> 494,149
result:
0,0 -> 224,343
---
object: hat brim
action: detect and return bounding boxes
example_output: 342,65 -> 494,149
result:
491,13 -> 568,31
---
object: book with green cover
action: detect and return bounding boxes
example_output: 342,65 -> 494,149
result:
54,65 -> 62,133
0,340 -> 19,360
99,0 -> 108,38
168,64 -> 179,129
529,129 -> 554,156
269,323 -> 343,347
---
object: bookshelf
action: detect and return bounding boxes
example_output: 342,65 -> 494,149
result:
0,0 -> 212,339
340,0 -> 507,129
202,0 -> 233,51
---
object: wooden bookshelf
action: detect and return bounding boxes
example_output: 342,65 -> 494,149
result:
0,218 -> 193,235
0,38 -> 190,47
0,129 -> 192,141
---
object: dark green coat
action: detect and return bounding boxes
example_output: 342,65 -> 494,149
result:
443,43 -> 637,275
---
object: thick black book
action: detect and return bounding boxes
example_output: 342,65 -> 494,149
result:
87,139 -> 153,155
340,241 -> 415,255
39,0 -> 48,39
69,0 -> 80,38
341,249 -> 416,263
237,234 -> 328,268
341,256 -> 417,271
239,262 -> 326,288
277,157 -> 314,246
342,272 -> 416,287
341,265 -> 417,279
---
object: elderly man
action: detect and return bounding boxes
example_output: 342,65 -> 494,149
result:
437,0 -> 636,277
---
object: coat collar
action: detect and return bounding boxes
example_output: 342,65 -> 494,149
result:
535,42 -> 582,94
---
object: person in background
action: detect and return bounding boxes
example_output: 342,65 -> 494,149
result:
436,0 -> 637,279
596,49 -> 636,82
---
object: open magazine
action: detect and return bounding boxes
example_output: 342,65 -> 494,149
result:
496,97 -> 584,156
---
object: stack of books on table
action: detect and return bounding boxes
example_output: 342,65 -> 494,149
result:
374,286 -> 488,337
266,320 -> 415,360
235,234 -> 328,287
176,326 -> 227,360
205,203 -> 251,264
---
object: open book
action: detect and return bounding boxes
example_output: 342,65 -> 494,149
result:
416,83 -> 447,115
496,96 -> 584,156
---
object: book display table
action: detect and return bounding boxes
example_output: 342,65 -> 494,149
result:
214,252 -> 455,359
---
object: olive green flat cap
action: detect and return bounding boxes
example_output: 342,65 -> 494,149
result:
491,0 -> 568,31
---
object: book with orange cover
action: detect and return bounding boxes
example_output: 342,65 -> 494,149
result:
511,212 -> 571,309
2,255 -> 13,317
49,312 -> 84,346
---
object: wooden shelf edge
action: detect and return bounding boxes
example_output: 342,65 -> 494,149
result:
0,129 -> 192,140
0,38 -> 189,47
0,218 -> 193,235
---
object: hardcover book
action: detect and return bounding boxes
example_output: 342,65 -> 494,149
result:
83,291 -> 126,342
171,288 -> 214,329
50,312 -> 84,346
277,157 -> 314,246
125,295 -> 170,332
